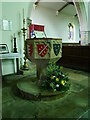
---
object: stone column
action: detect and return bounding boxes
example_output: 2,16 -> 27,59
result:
74,1 -> 89,45
88,31 -> 90,45
88,2 -> 90,44
80,31 -> 89,45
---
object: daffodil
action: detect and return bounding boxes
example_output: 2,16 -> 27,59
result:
56,78 -> 59,82
61,80 -> 65,86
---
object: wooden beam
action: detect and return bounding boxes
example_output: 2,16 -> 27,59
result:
62,0 -> 73,2
35,0 -> 40,5
58,2 -> 74,13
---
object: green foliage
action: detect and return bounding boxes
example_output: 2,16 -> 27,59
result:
42,62 -> 70,92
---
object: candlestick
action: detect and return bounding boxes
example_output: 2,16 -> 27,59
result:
23,8 -> 25,28
21,9 -> 28,70
13,33 -> 17,53
23,8 -> 24,19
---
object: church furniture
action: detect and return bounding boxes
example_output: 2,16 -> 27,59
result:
57,45 -> 90,72
27,23 -> 62,80
26,38 -> 62,80
0,53 -> 21,75
17,38 -> 63,101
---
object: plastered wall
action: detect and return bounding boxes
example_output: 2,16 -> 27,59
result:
1,2 -> 80,75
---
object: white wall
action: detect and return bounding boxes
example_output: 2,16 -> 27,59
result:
88,1 -> 90,44
1,2 -> 33,75
88,1 -> 90,31
31,5 -> 80,43
1,2 -> 80,75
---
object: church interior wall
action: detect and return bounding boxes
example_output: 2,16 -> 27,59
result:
31,5 -> 80,43
1,2 -> 33,75
1,2 -> 80,75
88,1 -> 90,31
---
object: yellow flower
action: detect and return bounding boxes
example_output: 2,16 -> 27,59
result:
61,80 -> 65,86
56,78 -> 59,82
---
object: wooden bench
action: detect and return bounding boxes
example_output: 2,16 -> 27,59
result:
57,46 -> 90,72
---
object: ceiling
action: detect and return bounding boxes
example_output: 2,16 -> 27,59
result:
37,0 -> 77,16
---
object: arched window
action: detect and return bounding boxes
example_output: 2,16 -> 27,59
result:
68,23 -> 74,41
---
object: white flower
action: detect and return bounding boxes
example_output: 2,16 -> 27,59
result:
56,84 -> 59,87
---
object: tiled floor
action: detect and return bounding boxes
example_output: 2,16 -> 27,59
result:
2,66 -> 90,119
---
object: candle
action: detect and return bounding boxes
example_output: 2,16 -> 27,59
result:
23,8 -> 25,28
13,33 -> 17,53
14,33 -> 15,38
23,8 -> 24,20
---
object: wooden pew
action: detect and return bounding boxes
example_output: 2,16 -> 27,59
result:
57,45 -> 90,72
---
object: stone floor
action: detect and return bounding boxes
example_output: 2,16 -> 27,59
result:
1,64 -> 90,119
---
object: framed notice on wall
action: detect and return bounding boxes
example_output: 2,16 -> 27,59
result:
0,19 -> 2,31
2,19 -> 12,31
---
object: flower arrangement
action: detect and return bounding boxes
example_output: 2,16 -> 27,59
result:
42,62 -> 70,92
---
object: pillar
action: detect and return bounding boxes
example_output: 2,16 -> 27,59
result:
74,1 -> 89,45
80,31 -> 88,45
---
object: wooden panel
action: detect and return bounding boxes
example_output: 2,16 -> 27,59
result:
57,46 -> 90,72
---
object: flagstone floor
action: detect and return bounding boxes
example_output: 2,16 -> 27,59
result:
2,63 -> 90,119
